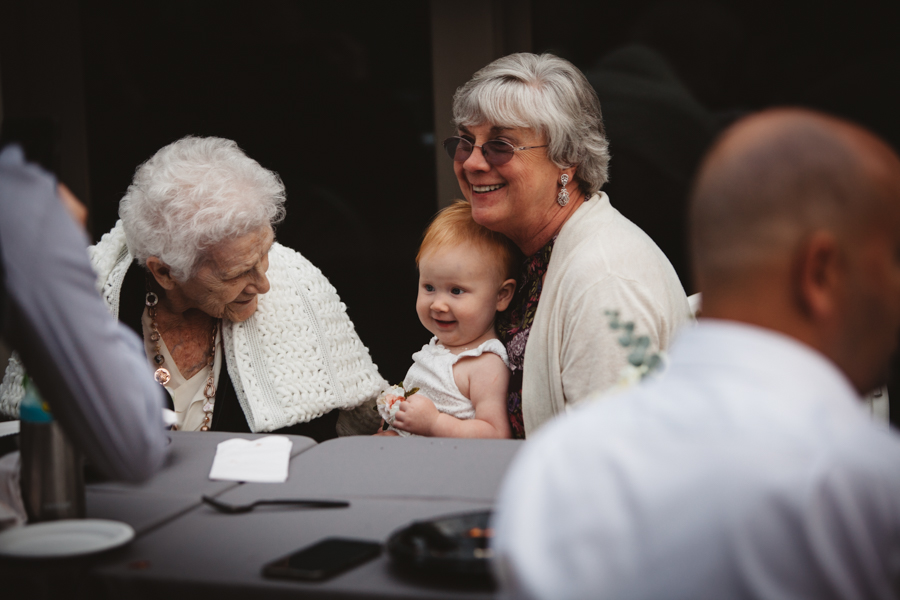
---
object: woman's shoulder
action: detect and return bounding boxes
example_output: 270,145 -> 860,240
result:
555,194 -> 682,285
89,221 -> 128,264
88,220 -> 131,293
259,244 -> 379,351
560,194 -> 659,253
267,243 -> 334,290
238,242 -> 387,416
548,195 -> 689,320
268,242 -> 314,269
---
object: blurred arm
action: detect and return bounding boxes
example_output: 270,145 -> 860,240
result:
0,145 -> 167,482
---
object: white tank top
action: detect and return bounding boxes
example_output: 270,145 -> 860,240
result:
389,336 -> 509,437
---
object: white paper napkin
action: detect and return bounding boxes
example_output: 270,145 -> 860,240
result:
208,436 -> 292,483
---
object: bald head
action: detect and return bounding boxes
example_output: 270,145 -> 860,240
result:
689,108 -> 900,392
691,109 -> 898,288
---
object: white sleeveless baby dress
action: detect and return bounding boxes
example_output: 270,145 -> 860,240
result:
387,337 -> 509,437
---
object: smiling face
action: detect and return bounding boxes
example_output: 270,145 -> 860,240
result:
172,226 -> 274,322
416,243 -> 515,353
453,123 -> 561,248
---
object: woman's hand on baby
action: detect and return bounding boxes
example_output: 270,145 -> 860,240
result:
392,393 -> 439,436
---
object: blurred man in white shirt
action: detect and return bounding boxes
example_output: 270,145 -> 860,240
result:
492,109 -> 900,600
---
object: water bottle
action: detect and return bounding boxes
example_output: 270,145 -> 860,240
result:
18,376 -> 85,522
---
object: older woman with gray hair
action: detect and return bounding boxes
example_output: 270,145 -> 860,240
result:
2,136 -> 384,439
445,53 -> 690,438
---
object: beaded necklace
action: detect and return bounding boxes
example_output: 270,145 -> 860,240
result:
145,290 -> 219,431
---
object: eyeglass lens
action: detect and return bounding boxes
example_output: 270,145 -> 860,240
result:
443,137 -> 515,166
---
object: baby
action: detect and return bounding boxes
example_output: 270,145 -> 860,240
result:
377,200 -> 519,438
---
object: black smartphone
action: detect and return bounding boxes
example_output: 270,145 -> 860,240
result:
261,537 -> 383,581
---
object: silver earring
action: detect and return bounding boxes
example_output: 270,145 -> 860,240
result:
557,173 -> 570,207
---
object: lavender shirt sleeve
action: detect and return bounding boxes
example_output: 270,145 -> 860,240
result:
0,145 -> 167,481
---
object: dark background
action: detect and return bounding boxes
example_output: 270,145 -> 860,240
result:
3,0 -> 900,392
534,0 -> 900,293
79,0 -> 438,384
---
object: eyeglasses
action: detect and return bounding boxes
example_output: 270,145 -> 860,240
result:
442,136 -> 549,166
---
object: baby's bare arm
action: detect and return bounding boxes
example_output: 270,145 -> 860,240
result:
457,353 -> 511,439
393,354 -> 511,438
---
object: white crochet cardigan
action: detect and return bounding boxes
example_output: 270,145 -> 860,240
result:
1,222 -> 387,433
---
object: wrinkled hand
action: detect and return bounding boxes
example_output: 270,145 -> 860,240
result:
392,393 -> 439,436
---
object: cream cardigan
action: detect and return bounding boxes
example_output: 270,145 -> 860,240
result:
1,221 -> 387,434
522,193 -> 691,435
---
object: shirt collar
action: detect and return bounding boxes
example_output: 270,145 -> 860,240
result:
670,319 -> 862,410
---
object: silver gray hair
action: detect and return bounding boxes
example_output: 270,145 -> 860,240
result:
119,136 -> 286,281
452,53 -> 610,195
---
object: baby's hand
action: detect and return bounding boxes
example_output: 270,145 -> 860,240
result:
371,419 -> 400,436
393,393 -> 439,436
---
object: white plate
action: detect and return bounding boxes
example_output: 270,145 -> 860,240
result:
0,420 -> 19,437
0,519 -> 134,558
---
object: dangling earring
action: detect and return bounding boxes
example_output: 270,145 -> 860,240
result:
557,173 -> 570,207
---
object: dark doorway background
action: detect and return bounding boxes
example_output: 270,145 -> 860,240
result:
78,0 -> 437,385
532,0 -> 900,294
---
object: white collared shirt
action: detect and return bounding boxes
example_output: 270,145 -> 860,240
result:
493,320 -> 900,600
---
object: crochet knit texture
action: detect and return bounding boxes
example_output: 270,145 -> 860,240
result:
1,221 -> 387,432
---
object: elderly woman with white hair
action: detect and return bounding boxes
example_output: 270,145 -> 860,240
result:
1,136 -> 385,439
445,53 -> 690,438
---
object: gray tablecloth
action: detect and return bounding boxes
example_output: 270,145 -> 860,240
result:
218,436 -> 523,505
94,497 -> 499,599
6,434 -> 523,599
87,431 -> 317,533
92,436 -> 523,598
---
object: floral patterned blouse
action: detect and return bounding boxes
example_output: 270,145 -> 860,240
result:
496,237 -> 556,439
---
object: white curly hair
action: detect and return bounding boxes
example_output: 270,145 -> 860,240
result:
119,136 -> 286,281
